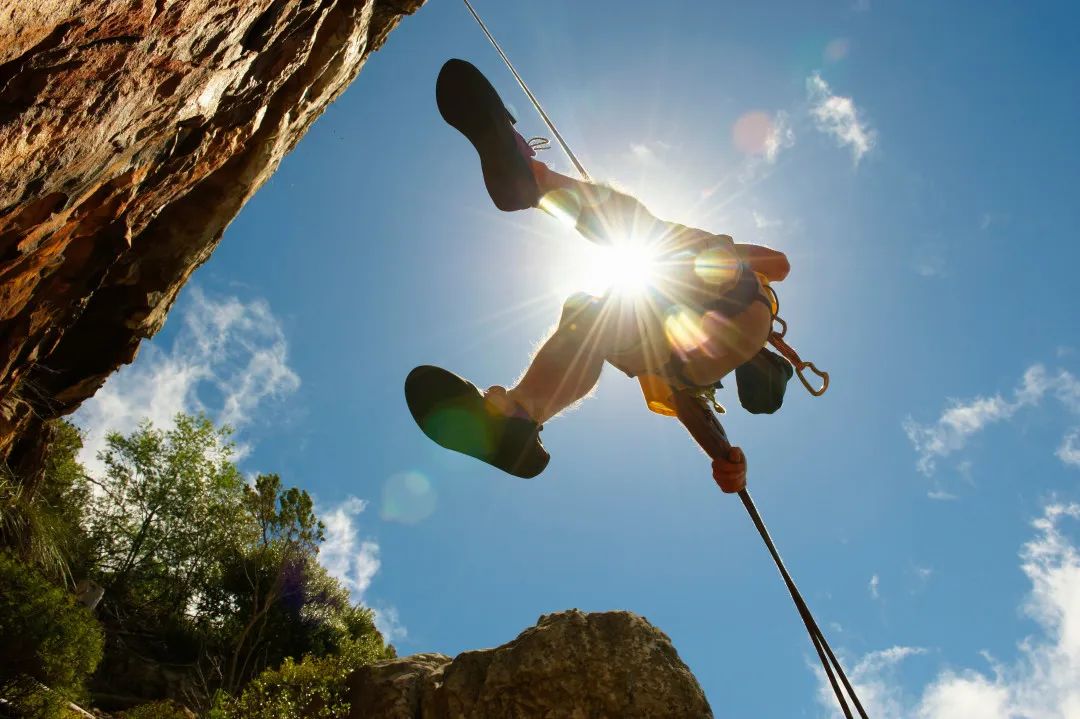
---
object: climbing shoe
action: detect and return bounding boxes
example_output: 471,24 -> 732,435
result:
436,58 -> 540,211
405,365 -> 550,478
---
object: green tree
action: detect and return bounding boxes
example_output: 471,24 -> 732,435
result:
82,414 -> 391,710
86,414 -> 248,622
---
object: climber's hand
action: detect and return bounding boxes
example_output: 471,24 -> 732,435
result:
712,446 -> 747,494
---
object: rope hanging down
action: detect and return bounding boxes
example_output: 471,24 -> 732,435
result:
460,2 -> 864,716
461,0 -> 591,181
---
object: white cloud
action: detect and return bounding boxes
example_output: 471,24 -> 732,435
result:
74,287 -> 300,476
807,72 -> 876,163
816,504 -> 1080,719
752,210 -> 783,230
629,143 -> 655,162
764,111 -> 795,163
319,495 -> 407,642
914,243 -> 948,278
628,140 -> 677,165
320,497 -> 378,597
373,605 -> 408,643
1058,430 -> 1080,468
869,574 -> 881,599
904,365 -> 1080,475
815,646 -> 927,719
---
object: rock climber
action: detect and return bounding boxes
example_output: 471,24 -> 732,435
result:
405,59 -> 792,484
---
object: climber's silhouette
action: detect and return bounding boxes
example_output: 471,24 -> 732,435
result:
405,21 -> 857,713
405,59 -> 793,481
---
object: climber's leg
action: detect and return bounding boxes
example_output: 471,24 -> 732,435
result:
487,294 -> 630,425
436,60 -> 710,255
501,300 -> 613,423
436,58 -> 540,211
531,163 -> 655,245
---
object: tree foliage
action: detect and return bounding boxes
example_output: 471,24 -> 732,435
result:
0,420 -> 90,581
0,551 -> 104,715
86,414 -> 248,624
0,413 -> 391,716
211,631 -> 392,719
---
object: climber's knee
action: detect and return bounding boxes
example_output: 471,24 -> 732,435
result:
558,292 -> 606,336
574,187 -> 654,243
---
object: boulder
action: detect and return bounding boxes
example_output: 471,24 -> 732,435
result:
348,610 -> 713,719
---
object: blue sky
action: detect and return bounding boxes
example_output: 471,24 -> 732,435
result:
74,1 -> 1080,716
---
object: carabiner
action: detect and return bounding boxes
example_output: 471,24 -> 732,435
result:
796,362 -> 829,396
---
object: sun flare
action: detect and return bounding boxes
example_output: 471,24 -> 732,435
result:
580,241 -> 660,296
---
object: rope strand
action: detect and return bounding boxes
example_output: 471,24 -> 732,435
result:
739,489 -> 869,718
461,0 -> 591,181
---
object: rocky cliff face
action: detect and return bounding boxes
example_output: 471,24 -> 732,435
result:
347,610 -> 714,719
0,0 -> 424,478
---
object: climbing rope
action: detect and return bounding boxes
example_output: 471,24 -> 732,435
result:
461,0 -> 592,181
737,489 -> 867,719
460,3 -> 862,715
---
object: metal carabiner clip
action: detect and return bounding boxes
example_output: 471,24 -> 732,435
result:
795,362 -> 829,397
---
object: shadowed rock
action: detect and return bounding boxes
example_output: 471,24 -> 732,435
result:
348,610 -> 713,719
0,0 -> 425,479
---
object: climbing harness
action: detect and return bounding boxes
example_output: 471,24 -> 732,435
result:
459,3 -> 863,716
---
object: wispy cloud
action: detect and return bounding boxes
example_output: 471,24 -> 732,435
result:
372,605 -> 408,643
629,142 -> 656,162
817,503 -> 1080,718
319,496 -> 407,642
869,574 -> 881,600
628,140 -> 677,165
913,243 -> 948,278
321,497 -> 380,598
1058,430 -> 1080,468
807,72 -> 876,163
74,287 -> 300,476
903,364 -> 1080,476
765,111 -> 795,163
815,646 -> 927,718
752,210 -> 784,230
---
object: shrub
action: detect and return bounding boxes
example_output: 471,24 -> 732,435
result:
117,700 -> 194,718
211,635 -> 392,719
0,551 -> 103,712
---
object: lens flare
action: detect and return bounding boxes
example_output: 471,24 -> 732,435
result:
732,111 -> 776,156
381,471 -> 437,524
694,246 -> 741,287
664,304 -> 711,355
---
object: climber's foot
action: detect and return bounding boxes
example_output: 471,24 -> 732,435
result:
436,58 -> 540,211
405,365 -> 550,478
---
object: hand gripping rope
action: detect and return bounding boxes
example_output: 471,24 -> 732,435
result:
460,2 -> 865,716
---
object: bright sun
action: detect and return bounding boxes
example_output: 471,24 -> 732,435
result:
581,241 -> 660,296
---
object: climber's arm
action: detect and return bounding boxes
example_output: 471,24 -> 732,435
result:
671,389 -> 747,493
735,243 -> 790,282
